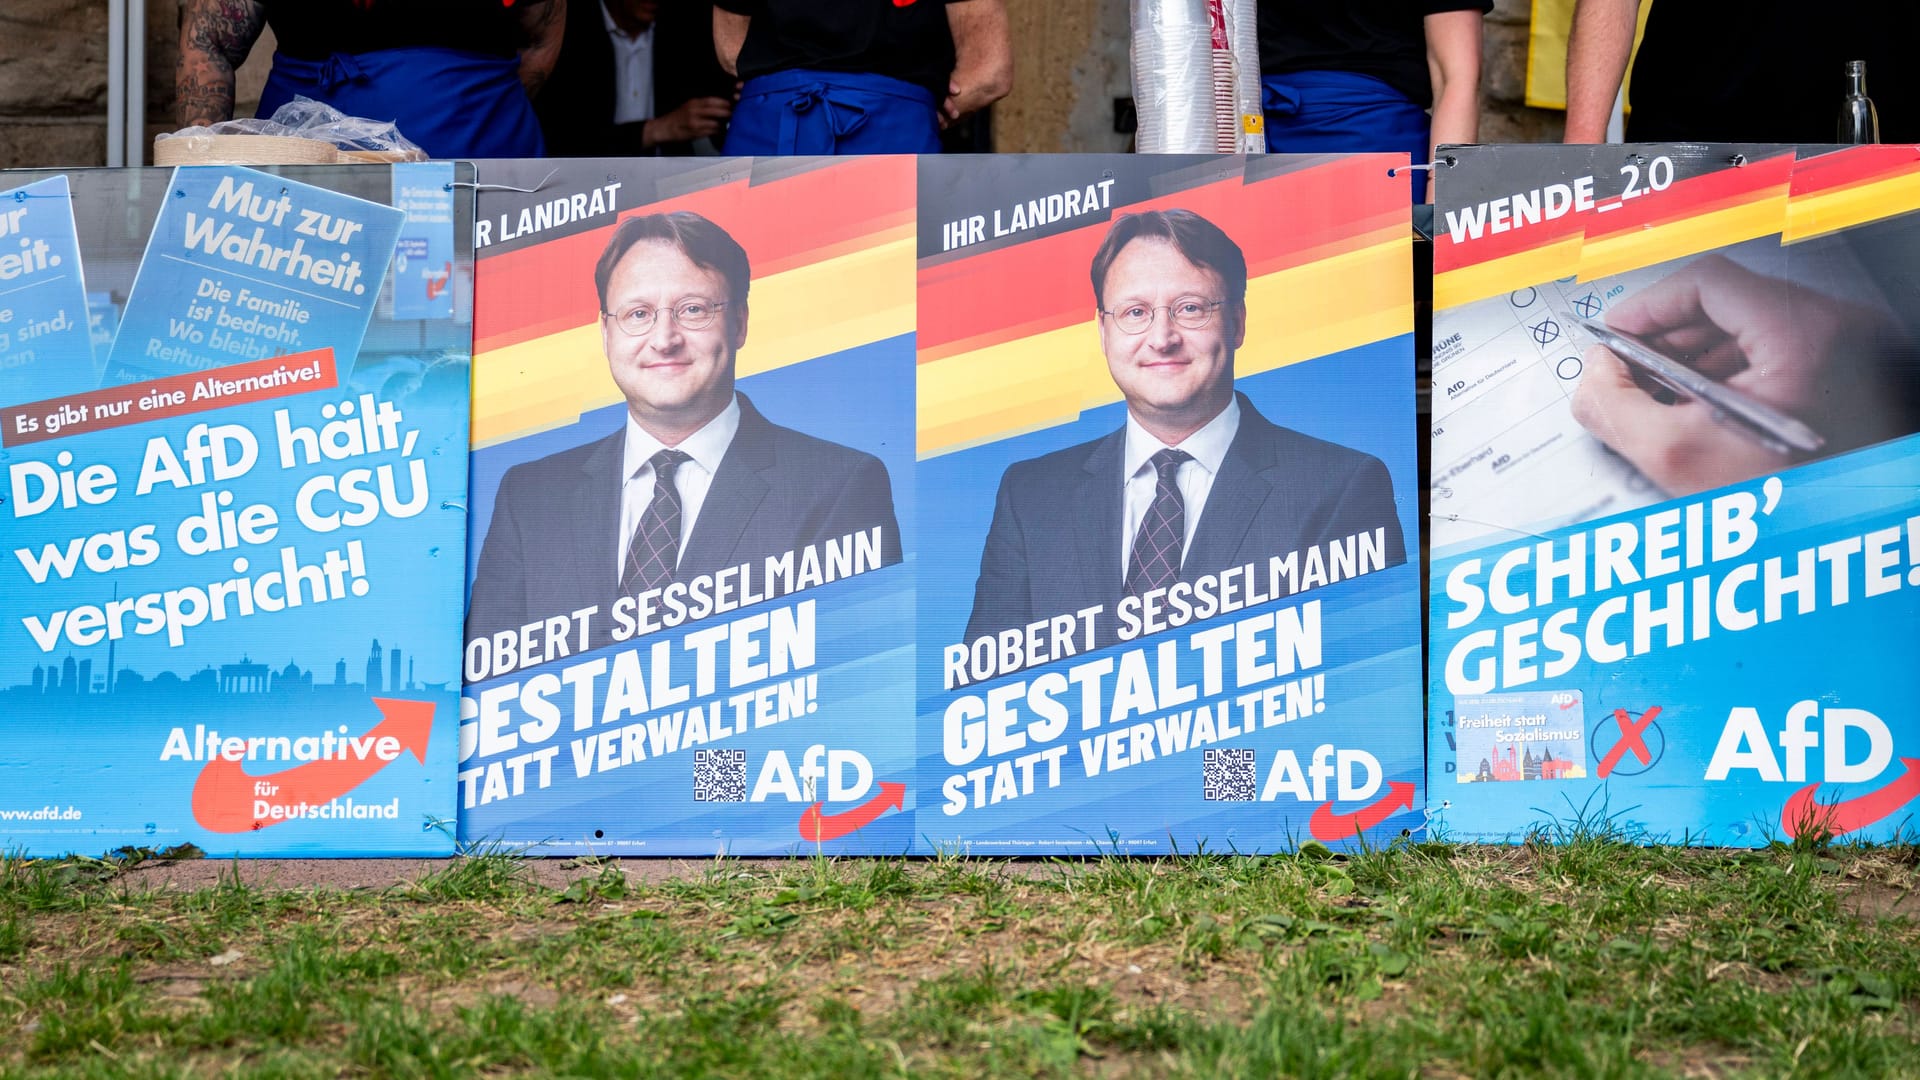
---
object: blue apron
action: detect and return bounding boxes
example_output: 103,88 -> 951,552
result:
724,69 -> 942,156
1262,70 -> 1431,202
259,47 -> 545,159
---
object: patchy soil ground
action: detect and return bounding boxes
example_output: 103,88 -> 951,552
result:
2,841 -> 1916,1077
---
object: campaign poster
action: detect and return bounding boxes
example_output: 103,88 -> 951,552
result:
462,158 -> 915,855
0,163 -> 475,857
0,176 -> 94,402
102,166 -> 405,386
390,165 -> 457,322
1430,145 -> 1920,845
917,155 -> 1425,853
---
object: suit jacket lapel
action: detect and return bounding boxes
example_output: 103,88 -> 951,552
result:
679,394 -> 773,577
1181,395 -> 1273,582
574,428 -> 627,599
1074,429 -> 1127,597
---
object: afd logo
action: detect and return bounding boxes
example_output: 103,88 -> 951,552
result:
751,745 -> 872,803
1704,702 -> 1892,784
1704,702 -> 1920,838
750,745 -> 906,843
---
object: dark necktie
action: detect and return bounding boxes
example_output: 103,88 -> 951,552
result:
621,449 -> 692,595
1125,448 -> 1191,596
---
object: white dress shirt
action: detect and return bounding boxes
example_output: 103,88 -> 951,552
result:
604,0 -> 656,126
619,395 -> 740,574
1120,396 -> 1241,576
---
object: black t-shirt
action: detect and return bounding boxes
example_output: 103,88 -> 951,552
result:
1257,1 -> 1493,108
714,0 -> 958,98
262,0 -> 527,60
1629,1 -> 1920,144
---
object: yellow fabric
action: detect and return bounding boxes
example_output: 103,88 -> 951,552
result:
1524,0 -> 1653,112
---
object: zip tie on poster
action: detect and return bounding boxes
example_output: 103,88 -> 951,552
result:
1728,153 -> 1747,167
9,190 -> 72,201
1387,155 -> 1456,178
1410,799 -> 1451,838
444,167 -> 559,194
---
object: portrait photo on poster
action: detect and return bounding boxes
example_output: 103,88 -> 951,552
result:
960,205 -> 1407,652
465,209 -> 902,656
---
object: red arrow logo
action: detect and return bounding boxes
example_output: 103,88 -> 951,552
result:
798,781 -> 905,842
1308,781 -> 1416,843
1780,758 -> 1920,840
190,698 -> 434,833
1305,780 -> 1413,841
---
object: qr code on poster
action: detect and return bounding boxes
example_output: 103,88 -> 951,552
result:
693,749 -> 746,802
1203,748 -> 1256,801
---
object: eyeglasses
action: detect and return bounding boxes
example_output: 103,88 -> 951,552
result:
1099,297 -> 1226,335
602,299 -> 729,336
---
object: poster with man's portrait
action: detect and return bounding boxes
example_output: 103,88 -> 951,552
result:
916,155 -> 1426,853
463,158 -> 914,854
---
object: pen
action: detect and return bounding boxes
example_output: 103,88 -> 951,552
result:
1575,317 -> 1826,457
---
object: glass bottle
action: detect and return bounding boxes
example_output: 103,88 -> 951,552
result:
1837,60 -> 1880,144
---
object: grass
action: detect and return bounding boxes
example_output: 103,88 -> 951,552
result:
0,833 -> 1915,1077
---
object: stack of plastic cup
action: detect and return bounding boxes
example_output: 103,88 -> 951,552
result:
1208,0 -> 1237,152
1132,0 -> 1217,153
1226,0 -> 1266,152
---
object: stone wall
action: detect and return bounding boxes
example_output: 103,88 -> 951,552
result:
1482,0 -> 1566,145
0,0 -> 113,167
0,0 -> 1560,166
0,0 -> 272,169
997,0 -> 1132,154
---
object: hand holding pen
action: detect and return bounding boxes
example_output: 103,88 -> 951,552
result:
1570,254 -> 1895,496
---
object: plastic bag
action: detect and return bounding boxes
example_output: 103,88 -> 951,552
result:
156,96 -> 425,157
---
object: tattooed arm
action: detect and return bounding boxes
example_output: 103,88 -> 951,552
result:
515,0 -> 565,100
176,0 -> 266,127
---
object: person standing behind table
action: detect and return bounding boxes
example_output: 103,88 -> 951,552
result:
712,0 -> 1012,155
1564,0 -> 1920,144
538,0 -> 738,156
1257,1 -> 1489,202
176,0 -> 563,159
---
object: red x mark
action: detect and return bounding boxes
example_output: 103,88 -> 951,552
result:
1596,706 -> 1660,777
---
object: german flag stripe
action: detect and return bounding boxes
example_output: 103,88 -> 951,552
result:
474,157 -> 914,356
918,156 -> 1404,361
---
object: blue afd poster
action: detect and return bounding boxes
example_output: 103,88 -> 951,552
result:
0,164 -> 472,857
390,164 -> 456,321
461,158 -> 915,855
915,155 -> 1425,853
0,175 -> 94,402
103,165 -> 404,386
1429,145 -> 1920,845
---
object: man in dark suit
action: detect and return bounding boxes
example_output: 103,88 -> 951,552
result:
963,209 -> 1406,645
467,211 -> 902,649
535,0 -> 736,156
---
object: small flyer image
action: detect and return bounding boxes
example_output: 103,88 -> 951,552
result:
1453,691 -> 1588,783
